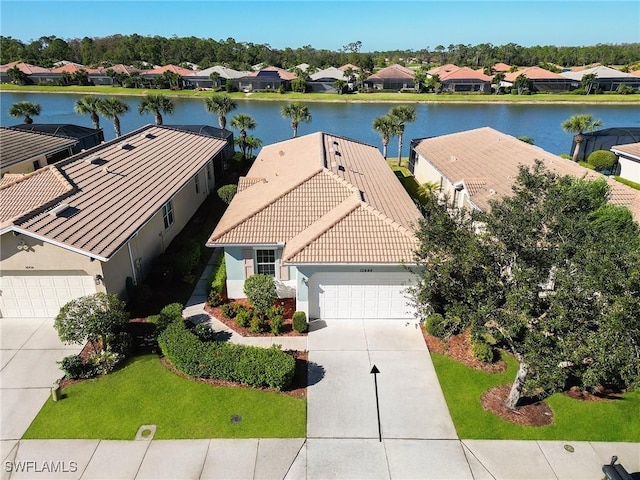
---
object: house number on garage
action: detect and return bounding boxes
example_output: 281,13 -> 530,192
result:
359,268 -> 373,272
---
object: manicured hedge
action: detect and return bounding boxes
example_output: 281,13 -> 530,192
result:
158,321 -> 295,390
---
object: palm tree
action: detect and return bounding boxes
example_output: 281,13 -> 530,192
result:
372,115 -> 397,160
334,79 -> 347,94
97,97 -> 130,137
204,94 -> 237,130
280,102 -> 312,138
413,68 -> 427,92
244,135 -> 263,159
492,72 -> 506,95
514,74 -> 530,95
74,96 -> 103,130
388,105 -> 417,166
209,71 -> 221,88
561,114 -> 603,162
230,113 -> 257,160
8,101 -> 41,124
138,94 -> 174,125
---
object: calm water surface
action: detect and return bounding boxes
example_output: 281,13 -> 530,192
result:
1,92 -> 638,156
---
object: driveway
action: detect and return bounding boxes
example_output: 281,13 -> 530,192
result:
0,317 -> 81,442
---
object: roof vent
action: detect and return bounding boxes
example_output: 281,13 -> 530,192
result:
120,141 -> 134,150
86,156 -> 105,165
49,203 -> 69,216
450,155 -> 457,162
333,141 -> 339,146
338,165 -> 345,172
139,132 -> 155,140
489,189 -> 496,195
335,151 -> 341,157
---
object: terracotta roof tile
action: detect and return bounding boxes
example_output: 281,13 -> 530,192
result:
612,142 -> 640,159
414,127 -> 640,220
504,66 -> 566,81
1,125 -> 227,259
368,64 -> 415,80
440,67 -> 492,81
208,132 -> 422,264
142,64 -> 195,76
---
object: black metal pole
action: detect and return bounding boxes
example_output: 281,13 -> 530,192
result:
371,365 -> 382,442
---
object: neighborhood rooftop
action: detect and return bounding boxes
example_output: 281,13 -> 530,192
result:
207,132 -> 422,264
0,127 -> 78,170
413,127 -> 640,219
0,125 -> 227,261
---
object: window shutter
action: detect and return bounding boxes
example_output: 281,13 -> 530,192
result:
243,249 -> 254,277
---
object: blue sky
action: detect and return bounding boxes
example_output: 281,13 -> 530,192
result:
1,1 -> 639,51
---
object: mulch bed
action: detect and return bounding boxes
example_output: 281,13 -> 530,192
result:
204,298 -> 307,337
481,384 -> 554,427
563,386 -> 623,402
421,327 -> 507,373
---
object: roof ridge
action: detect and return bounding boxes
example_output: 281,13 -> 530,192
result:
282,195 -> 362,262
210,167 -> 325,241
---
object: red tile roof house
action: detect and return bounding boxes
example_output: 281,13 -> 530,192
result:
0,125 -> 229,318
408,127 -> 640,221
365,64 -> 416,91
237,66 -> 297,92
140,64 -> 196,88
611,142 -> 640,184
438,66 -> 492,93
504,66 -> 573,93
0,61 -> 53,84
207,132 -> 422,320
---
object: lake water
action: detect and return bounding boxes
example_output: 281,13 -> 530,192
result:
1,92 -> 639,156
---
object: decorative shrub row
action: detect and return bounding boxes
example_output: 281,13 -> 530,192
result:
158,321 -> 296,390
59,351 -> 123,380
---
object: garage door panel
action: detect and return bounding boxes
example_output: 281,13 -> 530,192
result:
0,275 -> 96,318
309,272 -> 416,320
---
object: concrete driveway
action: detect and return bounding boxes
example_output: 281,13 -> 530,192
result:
0,317 -> 81,442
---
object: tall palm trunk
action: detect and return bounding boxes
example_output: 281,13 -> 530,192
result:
571,134 -> 584,162
155,112 -> 163,125
382,137 -> 389,160
240,129 -> 247,160
292,122 -> 298,138
397,127 -> 405,166
219,115 -> 226,130
113,116 -> 122,137
90,112 -> 100,130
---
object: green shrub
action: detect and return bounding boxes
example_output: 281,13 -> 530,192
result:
235,308 -> 252,328
578,161 -> 595,170
225,78 -> 233,93
292,311 -> 308,333
267,305 -> 285,319
217,184 -> 238,205
221,302 -> 239,319
586,150 -> 617,172
425,313 -> 446,337
270,315 -> 285,335
158,321 -> 295,389
250,315 -> 267,333
194,322 -> 216,342
156,303 -> 183,333
175,241 -> 201,277
560,153 -> 572,160
617,84 -> 635,95
472,342 -> 495,363
58,354 -> 87,380
206,254 -> 227,296
88,350 -> 122,376
243,274 -> 277,313
108,331 -> 133,356
207,291 -> 223,307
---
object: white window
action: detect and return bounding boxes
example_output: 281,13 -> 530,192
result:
195,174 -> 200,194
162,201 -> 174,229
256,249 -> 276,276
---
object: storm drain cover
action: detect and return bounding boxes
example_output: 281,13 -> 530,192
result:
230,415 -> 243,424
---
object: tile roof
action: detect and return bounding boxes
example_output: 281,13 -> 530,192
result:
413,127 -> 640,220
504,66 -> 566,81
188,65 -> 246,79
440,67 -> 492,81
560,65 -> 639,80
0,125 -> 228,260
611,142 -> 640,160
142,64 -> 195,76
427,64 -> 460,76
492,63 -> 511,72
50,62 -> 89,74
244,66 -> 298,81
367,64 -> 415,80
310,67 -> 347,81
0,127 -> 78,170
0,61 -> 51,74
208,132 -> 422,265
338,64 -> 360,71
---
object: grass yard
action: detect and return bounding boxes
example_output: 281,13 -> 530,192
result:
388,162 -> 432,206
2,84 -> 638,103
432,352 -> 640,441
23,355 -> 306,440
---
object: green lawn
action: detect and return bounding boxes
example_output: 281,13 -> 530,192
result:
388,162 -> 432,206
2,84 -> 638,103
432,352 -> 640,441
23,355 -> 306,440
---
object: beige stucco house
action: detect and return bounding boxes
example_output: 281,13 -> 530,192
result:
611,142 -> 640,185
207,132 -> 422,320
0,125 -> 229,318
408,127 -> 640,220
0,127 -> 79,176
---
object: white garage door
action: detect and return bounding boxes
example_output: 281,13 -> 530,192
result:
0,275 -> 96,318
309,272 -> 416,320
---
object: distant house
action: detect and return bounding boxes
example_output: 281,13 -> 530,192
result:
571,127 -> 640,162
309,67 -> 349,93
408,127 -> 640,221
492,62 -> 511,73
504,66 -> 572,93
560,66 -> 640,92
140,64 -> 195,88
611,142 -> 640,184
0,127 -> 78,175
207,132 -> 422,320
0,61 -> 53,84
0,124 -> 230,317
237,66 -> 297,92
438,67 -> 492,93
365,64 -> 415,90
185,65 -> 247,89
9,124 -> 104,153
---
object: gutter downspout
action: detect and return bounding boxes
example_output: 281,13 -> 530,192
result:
127,241 -> 137,285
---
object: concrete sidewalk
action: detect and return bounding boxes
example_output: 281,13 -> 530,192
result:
2,438 -> 638,479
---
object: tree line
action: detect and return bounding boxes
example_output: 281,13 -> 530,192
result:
2,34 -> 639,71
